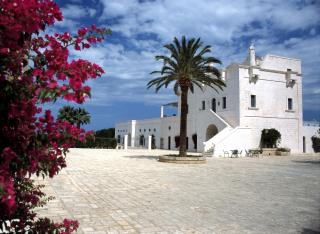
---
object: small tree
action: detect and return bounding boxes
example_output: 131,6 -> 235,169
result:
260,129 -> 281,148
311,128 -> 320,153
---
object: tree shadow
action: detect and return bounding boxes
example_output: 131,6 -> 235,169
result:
300,228 -> 320,234
123,155 -> 159,161
291,160 -> 320,165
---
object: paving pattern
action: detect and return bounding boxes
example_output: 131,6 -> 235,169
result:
36,149 -> 320,234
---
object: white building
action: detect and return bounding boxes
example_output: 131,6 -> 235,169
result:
115,44 -> 319,156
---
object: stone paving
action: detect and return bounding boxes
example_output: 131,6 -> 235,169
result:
36,149 -> 320,234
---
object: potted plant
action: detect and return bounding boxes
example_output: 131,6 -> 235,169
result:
260,128 -> 281,155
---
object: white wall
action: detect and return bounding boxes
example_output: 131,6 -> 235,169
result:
239,55 -> 303,153
115,121 -> 132,144
115,51 -> 314,154
134,118 -> 161,148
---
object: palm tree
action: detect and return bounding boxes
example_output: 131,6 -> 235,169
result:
147,36 -> 225,157
58,106 -> 90,128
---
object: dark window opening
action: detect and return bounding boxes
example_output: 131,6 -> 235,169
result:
288,98 -> 293,110
251,95 -> 256,108
202,100 -> 205,110
222,97 -> 226,109
175,136 -> 180,148
211,98 -> 216,112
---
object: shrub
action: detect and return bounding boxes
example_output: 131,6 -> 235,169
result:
260,128 -> 281,148
76,128 -> 117,148
311,128 -> 320,153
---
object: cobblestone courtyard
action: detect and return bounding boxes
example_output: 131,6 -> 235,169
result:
37,149 -> 320,234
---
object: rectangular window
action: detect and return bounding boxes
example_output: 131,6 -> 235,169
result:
202,101 -> 205,110
288,98 -> 293,110
222,97 -> 226,109
251,95 -> 256,108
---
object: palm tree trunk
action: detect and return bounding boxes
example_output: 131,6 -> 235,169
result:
179,86 -> 188,157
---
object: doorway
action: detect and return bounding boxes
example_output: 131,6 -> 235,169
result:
211,98 -> 216,112
206,124 -> 218,141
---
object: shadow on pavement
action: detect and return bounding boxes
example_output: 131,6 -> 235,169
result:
300,228 -> 320,234
291,160 -> 320,165
123,155 -> 159,160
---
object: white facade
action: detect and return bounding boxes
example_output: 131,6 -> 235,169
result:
115,44 -> 319,156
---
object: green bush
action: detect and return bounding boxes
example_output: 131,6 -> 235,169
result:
260,128 -> 281,148
76,128 -> 117,148
311,128 -> 320,153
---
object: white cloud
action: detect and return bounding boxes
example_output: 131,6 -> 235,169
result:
56,4 -> 98,31
99,0 -> 320,43
61,4 -> 88,19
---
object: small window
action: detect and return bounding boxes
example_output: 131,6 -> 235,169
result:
149,129 -> 151,132
168,126 -> 171,130
154,128 -> 156,132
202,101 -> 205,110
139,129 -> 141,132
144,129 -> 146,132
251,95 -> 256,108
222,97 -> 226,109
288,98 -> 293,110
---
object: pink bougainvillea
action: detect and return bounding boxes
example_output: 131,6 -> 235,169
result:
0,0 -> 110,232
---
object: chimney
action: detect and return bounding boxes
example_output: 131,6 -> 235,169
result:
160,105 -> 164,118
249,42 -> 256,66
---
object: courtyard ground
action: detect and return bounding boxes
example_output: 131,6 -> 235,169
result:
36,149 -> 320,234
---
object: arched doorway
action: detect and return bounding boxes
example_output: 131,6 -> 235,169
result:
151,135 -> 156,149
192,134 -> 197,149
206,124 -> 218,141
139,135 -> 145,146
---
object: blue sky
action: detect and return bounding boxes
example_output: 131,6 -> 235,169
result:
51,0 -> 320,130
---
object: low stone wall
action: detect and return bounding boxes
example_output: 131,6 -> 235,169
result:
159,155 -> 206,164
